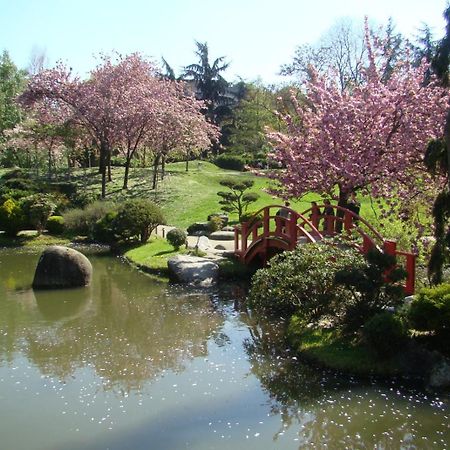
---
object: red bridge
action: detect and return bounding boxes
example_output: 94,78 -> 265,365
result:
234,204 -> 416,295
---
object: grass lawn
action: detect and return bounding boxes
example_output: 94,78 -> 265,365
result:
288,326 -> 401,377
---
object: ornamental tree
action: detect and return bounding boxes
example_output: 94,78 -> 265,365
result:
267,22 -> 450,215
19,53 -> 217,195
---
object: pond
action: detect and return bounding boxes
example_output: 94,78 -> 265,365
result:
0,247 -> 448,449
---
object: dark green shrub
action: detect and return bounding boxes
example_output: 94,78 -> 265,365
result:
0,198 -> 25,236
248,242 -> 365,319
114,199 -> 165,243
93,212 -> 118,243
63,201 -> 116,237
363,312 -> 407,359
44,182 -> 77,197
214,154 -> 246,171
3,178 -> 38,192
166,228 -> 187,250
46,216 -> 65,235
0,188 -> 35,203
187,222 -> 210,235
69,191 -> 99,208
21,194 -> 56,233
334,249 -> 407,333
0,168 -> 26,181
408,283 -> 450,349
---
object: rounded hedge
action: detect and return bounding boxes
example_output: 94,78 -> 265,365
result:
363,312 -> 407,359
46,216 -> 65,235
166,228 -> 187,249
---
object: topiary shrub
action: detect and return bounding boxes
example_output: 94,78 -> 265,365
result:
46,216 -> 65,235
213,154 -> 246,171
248,241 -> 365,320
3,178 -> 38,192
113,199 -> 165,243
69,191 -> 99,209
362,312 -> 407,359
166,228 -> 187,250
408,283 -> 450,352
0,198 -> 25,236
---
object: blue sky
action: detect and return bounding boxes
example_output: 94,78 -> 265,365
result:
0,0 -> 447,83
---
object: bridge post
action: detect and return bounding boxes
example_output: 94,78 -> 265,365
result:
383,240 -> 397,256
264,208 -> 270,236
405,253 -> 416,295
241,222 -> 248,252
344,211 -> 353,232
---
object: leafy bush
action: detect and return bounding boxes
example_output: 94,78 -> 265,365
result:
248,242 -> 365,320
3,177 -> 38,192
208,216 -> 223,232
21,194 -> 56,233
44,181 -> 77,197
64,201 -> 117,238
408,283 -> 450,349
69,191 -> 99,209
214,154 -> 246,171
362,312 -> 407,359
0,168 -> 26,181
0,198 -> 25,236
92,211 -> 118,243
114,199 -> 165,243
46,216 -> 65,235
334,249 -> 407,333
166,228 -> 187,250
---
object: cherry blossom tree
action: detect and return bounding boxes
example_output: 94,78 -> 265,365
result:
19,53 -> 217,196
267,22 -> 450,216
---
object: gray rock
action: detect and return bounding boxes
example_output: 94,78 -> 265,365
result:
222,226 -> 235,232
196,235 -> 210,251
429,358 -> 450,389
214,244 -> 226,250
209,231 -> 235,241
167,255 -> 219,285
33,246 -> 93,289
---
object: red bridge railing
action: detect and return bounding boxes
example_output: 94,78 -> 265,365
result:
234,204 -> 417,295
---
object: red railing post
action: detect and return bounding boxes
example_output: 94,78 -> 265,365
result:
405,253 -> 416,296
362,234 -> 373,254
325,215 -> 335,235
264,207 -> 270,236
234,226 -> 239,253
383,240 -> 397,256
241,222 -> 248,252
344,211 -> 353,232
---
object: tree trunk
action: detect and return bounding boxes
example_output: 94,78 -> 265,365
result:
161,154 -> 166,180
336,187 -> 350,233
123,158 -> 130,190
185,155 -> 189,172
107,152 -> 112,182
100,142 -> 108,198
152,154 -> 161,190
445,110 -> 450,191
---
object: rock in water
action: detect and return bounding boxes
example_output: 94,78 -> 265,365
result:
167,255 -> 219,285
33,246 -> 93,289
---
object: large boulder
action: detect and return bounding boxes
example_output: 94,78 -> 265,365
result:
33,246 -> 93,289
209,230 -> 235,241
167,255 -> 219,285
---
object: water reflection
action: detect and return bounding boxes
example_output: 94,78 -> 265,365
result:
243,312 -> 449,448
0,248 -> 224,391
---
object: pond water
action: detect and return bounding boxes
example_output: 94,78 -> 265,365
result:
0,247 -> 448,450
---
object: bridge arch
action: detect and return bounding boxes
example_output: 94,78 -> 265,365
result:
234,204 -> 416,295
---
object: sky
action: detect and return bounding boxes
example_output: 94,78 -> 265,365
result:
0,0 -> 448,84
